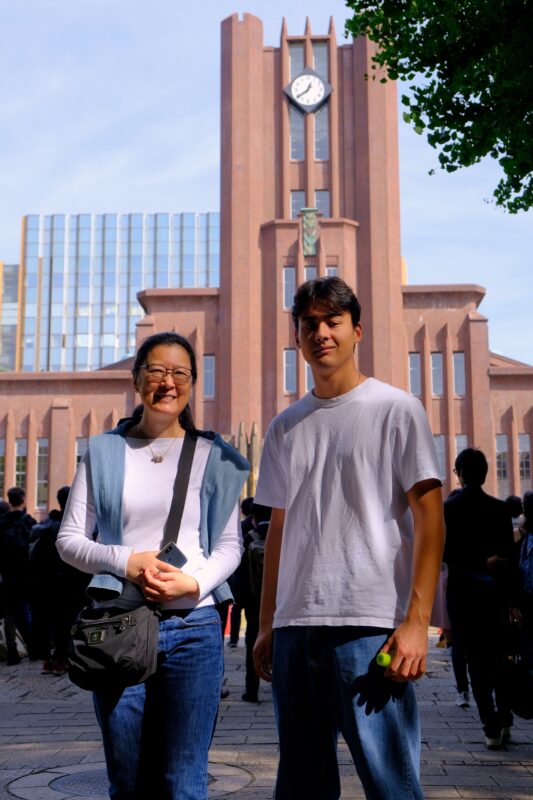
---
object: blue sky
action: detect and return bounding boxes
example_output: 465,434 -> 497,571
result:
0,0 -> 531,364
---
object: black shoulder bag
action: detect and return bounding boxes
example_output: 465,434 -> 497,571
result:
68,432 -> 197,692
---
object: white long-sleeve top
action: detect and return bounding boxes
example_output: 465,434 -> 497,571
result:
57,435 -> 243,610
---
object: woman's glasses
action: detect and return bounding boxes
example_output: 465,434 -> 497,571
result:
140,364 -> 192,385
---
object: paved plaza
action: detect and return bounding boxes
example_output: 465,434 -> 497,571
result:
0,629 -> 531,799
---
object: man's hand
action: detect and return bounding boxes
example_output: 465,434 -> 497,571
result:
253,627 -> 274,682
379,620 -> 429,681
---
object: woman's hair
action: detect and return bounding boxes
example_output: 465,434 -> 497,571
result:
131,332 -> 198,434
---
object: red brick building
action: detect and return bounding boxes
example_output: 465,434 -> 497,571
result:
0,13 -> 531,515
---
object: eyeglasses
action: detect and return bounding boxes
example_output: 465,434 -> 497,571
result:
140,364 -> 193,385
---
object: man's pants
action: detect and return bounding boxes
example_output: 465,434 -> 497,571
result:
447,587 -> 513,738
272,626 -> 424,800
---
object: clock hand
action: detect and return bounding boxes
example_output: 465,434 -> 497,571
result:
296,82 -> 313,99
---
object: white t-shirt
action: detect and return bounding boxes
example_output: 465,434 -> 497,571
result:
254,378 -> 440,629
57,435 -> 242,610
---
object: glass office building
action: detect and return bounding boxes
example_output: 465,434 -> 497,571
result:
21,212 -> 220,371
0,263 -> 19,371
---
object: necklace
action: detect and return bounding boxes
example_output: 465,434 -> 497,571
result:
129,425 -> 181,463
146,437 -> 179,463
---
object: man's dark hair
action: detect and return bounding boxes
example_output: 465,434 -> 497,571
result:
291,277 -> 361,329
454,448 -> 488,486
505,495 -> 523,518
7,487 -> 25,508
251,503 -> 272,525
241,496 -> 254,517
131,332 -> 198,434
57,486 -> 70,511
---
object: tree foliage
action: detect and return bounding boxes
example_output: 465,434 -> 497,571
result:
345,0 -> 533,212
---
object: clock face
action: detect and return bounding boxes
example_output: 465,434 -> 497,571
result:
290,74 -> 325,107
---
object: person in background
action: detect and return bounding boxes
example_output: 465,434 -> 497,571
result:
0,488 -> 36,665
444,448 -> 518,750
241,502 -> 271,703
505,495 -> 525,543
228,497 -> 254,648
227,496 -> 255,649
29,486 -> 88,676
517,491 -> 533,662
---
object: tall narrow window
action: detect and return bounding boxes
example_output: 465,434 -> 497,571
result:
36,438 -> 49,508
203,355 -> 215,399
289,43 -> 304,79
283,349 -> 297,394
519,433 -> 531,493
304,265 -> 317,282
0,439 -> 4,499
15,439 -> 27,489
455,434 -> 468,457
408,353 -> 421,396
453,351 -> 466,396
291,191 -> 305,220
433,435 -> 446,481
313,41 -> 329,78
431,352 -> 444,397
283,267 -> 296,310
290,107 -> 305,161
314,105 -> 329,160
315,190 -> 330,218
496,434 -> 509,499
76,437 -> 88,465
325,266 -> 338,277
305,363 -> 315,392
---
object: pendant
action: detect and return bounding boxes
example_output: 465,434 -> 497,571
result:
151,455 -> 164,463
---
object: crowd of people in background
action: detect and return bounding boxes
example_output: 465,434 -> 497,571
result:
0,485 -> 88,672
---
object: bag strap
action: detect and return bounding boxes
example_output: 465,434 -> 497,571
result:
161,432 -> 197,548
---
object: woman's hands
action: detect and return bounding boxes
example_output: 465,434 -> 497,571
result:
126,551 -> 161,584
142,561 -> 199,603
126,551 -> 200,602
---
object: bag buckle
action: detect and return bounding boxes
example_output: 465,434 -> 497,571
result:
88,629 -> 106,644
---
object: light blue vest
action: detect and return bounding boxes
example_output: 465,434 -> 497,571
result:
86,421 -> 249,604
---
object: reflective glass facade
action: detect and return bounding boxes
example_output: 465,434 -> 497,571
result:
0,263 -> 19,370
21,212 -> 220,371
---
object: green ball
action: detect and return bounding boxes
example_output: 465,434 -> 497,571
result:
376,652 -> 391,667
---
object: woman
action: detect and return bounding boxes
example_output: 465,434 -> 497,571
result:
57,332 -> 249,800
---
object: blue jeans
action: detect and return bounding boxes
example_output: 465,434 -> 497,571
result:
93,606 -> 223,800
272,626 -> 424,800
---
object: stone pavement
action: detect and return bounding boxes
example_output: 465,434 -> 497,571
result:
0,629 -> 531,799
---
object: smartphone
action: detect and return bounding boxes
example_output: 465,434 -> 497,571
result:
156,542 -> 188,568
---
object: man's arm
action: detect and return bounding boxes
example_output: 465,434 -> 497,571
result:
252,507 -> 285,683
381,479 -> 444,681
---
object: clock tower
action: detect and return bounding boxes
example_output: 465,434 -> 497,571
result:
218,13 -> 406,437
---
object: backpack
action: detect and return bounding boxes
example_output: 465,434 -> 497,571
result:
519,531 -> 533,594
1,513 -> 35,577
247,533 -> 266,599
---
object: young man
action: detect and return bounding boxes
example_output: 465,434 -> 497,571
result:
253,277 -> 444,800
